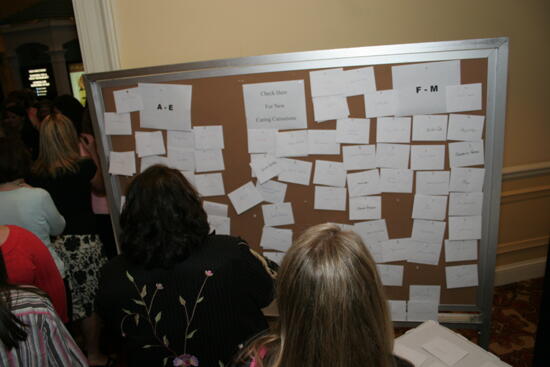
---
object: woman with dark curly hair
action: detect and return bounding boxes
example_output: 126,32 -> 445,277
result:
96,165 -> 276,367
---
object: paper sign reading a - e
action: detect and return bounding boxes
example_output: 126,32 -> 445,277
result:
138,83 -> 192,131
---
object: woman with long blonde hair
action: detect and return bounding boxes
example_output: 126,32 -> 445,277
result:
29,113 -> 111,366
235,223 -> 413,367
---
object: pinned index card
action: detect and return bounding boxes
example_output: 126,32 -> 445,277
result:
307,130 -> 340,155
261,202 -> 295,227
349,195 -> 381,220
342,66 -> 376,96
275,130 -> 308,157
335,118 -> 371,143
448,141 -> 484,167
416,171 -> 450,195
114,87 -> 143,113
447,114 -> 484,141
377,117 -> 411,143
347,169 -> 380,197
376,144 -> 410,169
446,83 -> 482,113
135,131 -> 166,157
314,186 -> 347,211
194,173 -> 225,197
313,160 -> 347,187
309,68 -> 345,97
256,180 -> 287,203
104,112 -> 132,135
277,158 -> 312,186
228,181 -> 263,215
260,227 -> 293,252
109,151 -> 136,176
312,95 -> 350,122
377,264 -> 404,286
342,145 -> 376,171
446,264 -> 479,289
247,129 -> 277,154
193,125 -> 224,150
412,114 -> 448,141
139,83 -> 192,131
354,219 -> 389,245
364,90 -> 397,117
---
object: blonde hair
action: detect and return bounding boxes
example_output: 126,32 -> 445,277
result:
240,223 -> 395,367
242,223 -> 394,367
32,113 -> 81,177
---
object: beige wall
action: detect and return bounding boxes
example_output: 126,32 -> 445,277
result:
111,0 -> 549,268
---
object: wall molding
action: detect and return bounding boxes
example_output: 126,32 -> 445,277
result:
72,0 -> 120,73
495,256 -> 547,286
501,184 -> 550,204
497,235 -> 549,255
502,161 -> 550,181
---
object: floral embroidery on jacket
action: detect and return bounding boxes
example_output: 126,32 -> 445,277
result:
121,270 -> 214,366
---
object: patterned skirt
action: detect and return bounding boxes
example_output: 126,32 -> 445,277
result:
53,234 -> 108,320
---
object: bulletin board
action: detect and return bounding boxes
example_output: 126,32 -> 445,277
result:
85,38 -> 508,347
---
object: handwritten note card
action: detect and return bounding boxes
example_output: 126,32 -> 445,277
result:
312,95 -> 350,122
342,66 -> 376,96
388,300 -> 407,321
410,285 -> 441,303
376,144 -> 410,169
309,68 -> 345,97
250,155 -> 282,184
194,149 -> 225,173
379,168 -> 413,193
256,180 -> 287,203
446,264 -> 479,288
444,240 -> 477,262
313,160 -> 347,187
412,195 -> 448,221
167,130 -> 194,150
448,141 -> 484,167
114,87 -> 143,113
349,195 -> 381,220
307,130 -> 340,155
203,201 -> 228,217
448,192 -> 483,216
207,215 -> 230,235
275,130 -> 308,157
194,173 -> 225,197
109,151 -> 136,176
447,114 -> 484,141
135,131 -> 166,157
335,118 -> 370,143
342,145 -> 376,171
449,167 -> 485,192
243,80 -> 307,130
364,90 -> 397,117
247,129 -> 277,154
354,219 -> 389,245
167,148 -> 195,171
377,117 -> 411,143
262,202 -> 294,226
260,227 -> 293,252
347,169 -> 380,197
407,241 -> 442,265
446,83 -> 482,113
407,300 -> 439,321
412,219 -> 446,244
277,158 -> 312,186
193,125 -> 224,150
314,186 -> 347,211
377,264 -> 404,286
416,171 -> 450,195
448,216 -> 482,240
139,83 -> 191,131
104,112 -> 132,135
412,114 -> 448,141
410,145 -> 445,171
381,238 -> 412,263
228,181 -> 263,215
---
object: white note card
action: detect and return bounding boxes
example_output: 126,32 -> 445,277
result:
412,195 -> 448,221
256,180 -> 287,203
342,145 -> 376,171
410,285 -> 441,303
444,240 -> 477,262
167,130 -> 194,150
377,264 -> 404,286
313,160 -> 347,187
260,227 -> 293,252
264,251 -> 285,265
203,201 -> 228,217
381,238 -> 413,263
446,83 -> 482,113
364,89 -> 397,117
335,118 -> 371,144
135,131 -> 166,158
407,241 -> 442,265
448,216 -> 482,240
194,173 -> 225,197
104,112 -> 132,135
448,141 -> 484,167
447,114 -> 484,141
416,171 -> 450,195
307,130 -> 340,155
193,125 -> 224,150
379,168 -> 413,193
247,129 -> 277,154
275,130 -> 308,157
167,147 -> 195,171
278,158 -> 312,186
314,186 -> 347,211
114,87 -> 143,113
349,195 -> 381,220
446,264 -> 479,288
243,80 -> 307,130
423,337 -> 468,366
407,300 -> 439,321
448,192 -> 483,216
376,144 -> 410,169
312,95 -> 350,122
139,83 -> 192,131
228,181 -> 263,215
412,114 -> 448,141
207,215 -> 230,235
354,219 -> 389,245
377,117 -> 411,143
194,149 -> 225,172
410,145 -> 445,171
250,155 -> 282,184
347,169 -> 380,197
262,202 -> 294,227
342,66 -> 376,96
449,167 -> 485,192
412,219 -> 446,244
309,68 -> 345,97
388,300 -> 407,321
109,151 -> 136,176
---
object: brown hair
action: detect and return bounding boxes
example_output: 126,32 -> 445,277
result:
239,223 -> 395,367
0,137 -> 31,184
32,113 -> 81,178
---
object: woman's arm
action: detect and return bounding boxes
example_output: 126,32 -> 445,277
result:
39,189 -> 65,236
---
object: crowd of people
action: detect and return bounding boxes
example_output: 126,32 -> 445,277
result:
0,89 -> 412,367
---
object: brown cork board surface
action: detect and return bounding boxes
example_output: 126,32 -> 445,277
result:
100,58 -> 487,305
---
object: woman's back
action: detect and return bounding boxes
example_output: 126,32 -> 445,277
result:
96,234 -> 274,367
0,288 -> 87,367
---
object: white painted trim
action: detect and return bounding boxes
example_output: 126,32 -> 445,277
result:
494,257 -> 547,286
502,161 -> 550,181
72,0 -> 121,73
